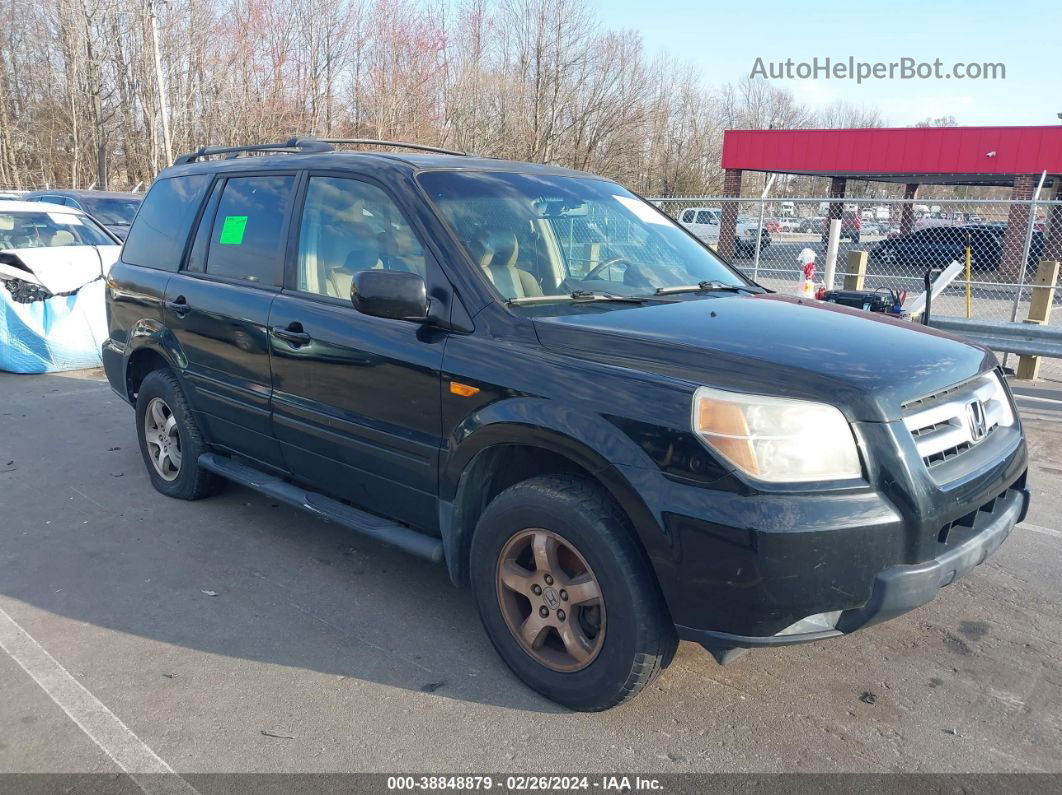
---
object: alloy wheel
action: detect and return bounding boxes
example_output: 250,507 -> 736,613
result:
144,397 -> 182,481
495,528 -> 606,672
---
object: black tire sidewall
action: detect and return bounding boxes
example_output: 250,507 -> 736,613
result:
470,479 -> 667,710
135,370 -> 207,499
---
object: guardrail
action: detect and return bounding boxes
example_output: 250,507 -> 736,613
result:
927,317 -> 1062,359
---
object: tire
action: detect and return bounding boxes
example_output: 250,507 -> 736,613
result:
135,368 -> 224,500
470,475 -> 676,711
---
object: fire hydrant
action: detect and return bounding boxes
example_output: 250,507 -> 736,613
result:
798,248 -> 817,297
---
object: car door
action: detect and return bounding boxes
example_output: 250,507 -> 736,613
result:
896,229 -> 929,264
267,173 -> 448,532
163,172 -> 299,470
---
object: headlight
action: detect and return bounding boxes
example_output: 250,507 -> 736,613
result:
692,386 -> 862,483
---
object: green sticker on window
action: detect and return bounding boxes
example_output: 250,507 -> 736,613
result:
218,215 -> 248,245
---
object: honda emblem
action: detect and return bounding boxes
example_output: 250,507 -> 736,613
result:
967,400 -> 988,442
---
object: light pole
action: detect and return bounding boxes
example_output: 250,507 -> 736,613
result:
147,0 -> 173,167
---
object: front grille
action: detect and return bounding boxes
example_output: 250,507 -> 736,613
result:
902,372 -> 1015,473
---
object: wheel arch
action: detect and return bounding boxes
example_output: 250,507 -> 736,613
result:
122,320 -> 187,403
439,401 -> 667,589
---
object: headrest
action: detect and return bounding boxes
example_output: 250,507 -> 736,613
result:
469,230 -> 519,269
343,237 -> 383,271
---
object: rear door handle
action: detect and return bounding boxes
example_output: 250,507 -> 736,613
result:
271,325 -> 311,346
165,296 -> 191,317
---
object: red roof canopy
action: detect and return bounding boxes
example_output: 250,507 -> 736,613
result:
721,126 -> 1062,186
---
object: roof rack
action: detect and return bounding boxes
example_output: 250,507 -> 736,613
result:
173,137 -> 334,165
318,138 -> 469,157
172,137 -> 468,166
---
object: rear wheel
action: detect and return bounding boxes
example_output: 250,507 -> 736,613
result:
135,369 -> 223,500
470,475 -> 676,711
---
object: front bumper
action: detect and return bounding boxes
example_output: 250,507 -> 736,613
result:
615,407 -> 1029,661
676,481 -> 1028,659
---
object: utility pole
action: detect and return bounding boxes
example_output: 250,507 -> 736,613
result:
147,0 -> 172,167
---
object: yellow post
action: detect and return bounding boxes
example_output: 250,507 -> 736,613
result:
843,250 -> 868,291
1016,260 -> 1060,381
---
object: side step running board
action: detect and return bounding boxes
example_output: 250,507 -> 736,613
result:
198,453 -> 444,564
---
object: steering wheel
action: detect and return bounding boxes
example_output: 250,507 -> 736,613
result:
584,257 -> 631,281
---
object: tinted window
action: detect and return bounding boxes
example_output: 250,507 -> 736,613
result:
123,175 -> 211,271
295,176 -> 426,298
205,176 -> 295,285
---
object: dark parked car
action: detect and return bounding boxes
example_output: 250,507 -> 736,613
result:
872,225 -> 1042,272
23,189 -> 142,240
103,139 -> 1029,711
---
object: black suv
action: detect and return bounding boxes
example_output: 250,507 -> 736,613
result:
103,139 -> 1029,711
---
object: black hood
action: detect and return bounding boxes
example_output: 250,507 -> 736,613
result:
533,294 -> 994,422
105,224 -> 129,241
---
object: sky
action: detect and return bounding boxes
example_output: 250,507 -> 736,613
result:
602,0 -> 1060,127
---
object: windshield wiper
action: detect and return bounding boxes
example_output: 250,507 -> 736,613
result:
507,290 -> 648,306
653,280 -> 763,296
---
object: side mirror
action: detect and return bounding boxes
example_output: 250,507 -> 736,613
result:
350,269 -> 429,321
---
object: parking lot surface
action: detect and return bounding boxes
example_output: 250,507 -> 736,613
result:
1,370 -> 1060,776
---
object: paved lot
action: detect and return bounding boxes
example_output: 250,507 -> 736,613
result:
1,370 -> 1060,778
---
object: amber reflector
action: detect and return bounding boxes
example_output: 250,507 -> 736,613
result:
450,381 -> 480,397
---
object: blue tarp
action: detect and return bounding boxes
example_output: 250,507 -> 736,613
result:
0,279 -> 108,373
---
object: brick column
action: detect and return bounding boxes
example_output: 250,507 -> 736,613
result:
899,183 -> 918,235
719,168 -> 742,261
1043,178 -> 1062,264
821,177 -> 846,246
1000,174 -> 1038,281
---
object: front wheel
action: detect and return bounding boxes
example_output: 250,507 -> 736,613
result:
470,475 -> 676,711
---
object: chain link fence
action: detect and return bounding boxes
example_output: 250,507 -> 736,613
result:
650,195 -> 1062,381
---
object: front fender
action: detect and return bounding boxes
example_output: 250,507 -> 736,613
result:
444,397 -> 659,495
441,397 -> 678,584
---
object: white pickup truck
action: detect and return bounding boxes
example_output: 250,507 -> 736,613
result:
676,207 -> 769,257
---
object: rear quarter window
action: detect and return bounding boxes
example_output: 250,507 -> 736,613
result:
122,174 -> 211,271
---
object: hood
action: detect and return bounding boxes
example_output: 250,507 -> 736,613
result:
0,245 -> 121,294
533,294 -> 994,422
105,224 -> 129,241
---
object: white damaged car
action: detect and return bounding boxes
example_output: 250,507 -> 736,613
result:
0,200 -> 122,372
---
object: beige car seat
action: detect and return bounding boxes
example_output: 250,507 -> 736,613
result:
471,231 -> 542,299
50,230 -> 76,247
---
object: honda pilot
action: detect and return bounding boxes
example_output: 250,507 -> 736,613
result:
103,138 -> 1029,711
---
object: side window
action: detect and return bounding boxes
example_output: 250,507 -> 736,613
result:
695,210 -> 715,225
295,176 -> 426,299
205,175 -> 295,285
122,175 -> 211,271
680,209 -> 695,224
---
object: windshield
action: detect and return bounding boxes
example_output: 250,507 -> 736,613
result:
0,210 -> 116,249
418,171 -> 749,302
84,197 -> 141,226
